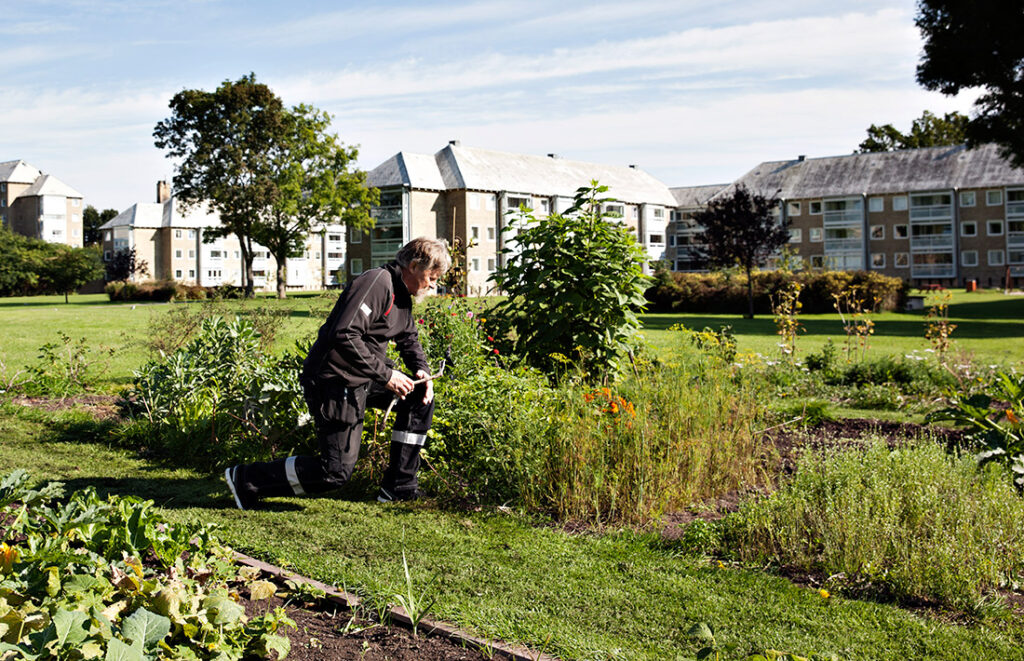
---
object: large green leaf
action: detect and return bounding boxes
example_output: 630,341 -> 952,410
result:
104,637 -> 143,661
122,607 -> 170,649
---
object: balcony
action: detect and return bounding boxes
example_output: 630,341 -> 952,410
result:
1007,201 -> 1024,217
912,264 -> 955,278
1008,232 -> 1024,248
371,207 -> 403,224
909,205 -> 952,221
824,238 -> 863,252
910,235 -> 954,250
822,211 -> 862,226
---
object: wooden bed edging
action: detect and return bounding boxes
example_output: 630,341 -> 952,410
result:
233,551 -> 559,661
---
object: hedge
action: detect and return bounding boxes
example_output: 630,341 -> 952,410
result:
646,269 -> 906,314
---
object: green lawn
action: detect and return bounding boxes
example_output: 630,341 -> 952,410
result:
640,289 -> 1024,366
2,404 -> 1022,660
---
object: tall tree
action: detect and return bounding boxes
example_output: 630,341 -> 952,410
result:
82,206 -> 119,246
39,245 -> 104,303
916,1 -> 1024,168
105,247 -> 150,282
153,73 -> 287,297
857,110 -> 968,152
255,105 -> 378,299
0,227 -> 45,296
693,185 -> 789,319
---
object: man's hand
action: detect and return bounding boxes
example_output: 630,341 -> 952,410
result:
415,369 -> 435,405
386,369 -> 416,399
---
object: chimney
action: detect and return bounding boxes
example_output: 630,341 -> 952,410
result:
628,164 -> 637,169
449,139 -> 461,147
547,153 -> 559,159
797,155 -> 806,162
156,180 -> 170,203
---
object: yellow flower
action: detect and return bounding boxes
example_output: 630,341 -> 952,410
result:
0,543 -> 18,574
818,589 -> 830,599
717,560 -> 725,570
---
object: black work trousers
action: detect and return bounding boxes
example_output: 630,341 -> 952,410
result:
238,378 -> 434,502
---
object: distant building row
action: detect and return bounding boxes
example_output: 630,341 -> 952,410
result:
10,142 -> 1024,291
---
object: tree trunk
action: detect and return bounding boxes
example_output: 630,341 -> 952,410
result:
243,236 -> 255,298
276,253 -> 287,299
745,263 -> 755,319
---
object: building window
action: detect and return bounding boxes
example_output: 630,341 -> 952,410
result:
350,258 -> 363,274
72,228 -> 80,237
187,230 -> 196,239
486,195 -> 496,211
960,191 -> 976,207
987,190 -> 1003,206
175,229 -> 181,238
868,197 -> 883,213
328,233 -> 342,242
209,250 -> 223,259
470,193 -> 480,210
175,270 -> 182,279
809,201 -> 822,215
486,226 -> 495,241
175,250 -> 182,258
668,235 -> 677,247
894,252 -> 909,268
648,233 -> 664,245
71,198 -> 80,207
810,255 -> 825,268
0,199 -> 5,208
961,221 -> 977,237
870,225 -> 885,240
892,196 -> 908,211
809,227 -> 823,242
104,251 -> 111,261
487,258 -> 495,271
961,250 -> 978,267
471,258 -> 480,272
315,252 -> 321,259
653,207 -> 665,218
188,269 -> 195,278
350,228 -> 362,243
234,251 -> 240,259
789,228 -> 802,242
188,250 -> 195,258
604,204 -> 624,217
327,252 -> 343,259
989,250 -> 1005,266
987,220 -> 1004,235
470,226 -> 480,241
871,253 -> 885,268
787,201 -> 801,216
894,224 -> 908,239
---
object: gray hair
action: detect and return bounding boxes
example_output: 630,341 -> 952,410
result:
395,237 -> 451,274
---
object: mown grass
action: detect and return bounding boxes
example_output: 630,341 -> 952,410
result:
641,289 -> 1024,367
2,403 -> 1023,660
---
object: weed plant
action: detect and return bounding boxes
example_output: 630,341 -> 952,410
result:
721,441 -> 1024,611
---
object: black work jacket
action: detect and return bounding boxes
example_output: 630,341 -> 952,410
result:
301,262 -> 429,387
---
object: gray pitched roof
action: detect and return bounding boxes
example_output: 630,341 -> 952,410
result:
0,160 -> 41,184
99,197 -> 221,231
19,173 -> 82,199
369,143 -> 678,207
724,144 -> 1024,201
671,184 -> 729,208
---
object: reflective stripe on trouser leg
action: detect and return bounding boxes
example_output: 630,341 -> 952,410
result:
391,430 -> 427,446
285,456 -> 305,495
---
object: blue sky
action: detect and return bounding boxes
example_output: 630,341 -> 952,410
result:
1,0 -> 976,211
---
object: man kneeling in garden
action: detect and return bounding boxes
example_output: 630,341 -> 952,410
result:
225,237 -> 451,509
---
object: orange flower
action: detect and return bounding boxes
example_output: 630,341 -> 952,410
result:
1008,409 -> 1019,424
0,543 -> 18,574
601,387 -> 611,397
583,393 -> 594,403
610,402 -> 619,414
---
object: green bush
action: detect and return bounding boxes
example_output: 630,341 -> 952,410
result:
721,441 -> 1024,611
105,279 -> 179,302
119,316 -> 314,468
646,269 -> 905,314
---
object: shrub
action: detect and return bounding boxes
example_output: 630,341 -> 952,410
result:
646,269 -> 905,315
105,279 -> 178,302
491,182 -> 650,379
120,316 -> 313,468
721,441 -> 1024,611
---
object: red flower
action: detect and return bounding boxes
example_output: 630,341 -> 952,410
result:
487,336 -> 494,342
417,319 -> 425,324
493,349 -> 500,355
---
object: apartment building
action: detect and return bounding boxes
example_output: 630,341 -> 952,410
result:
667,184 -> 728,272
359,141 -> 678,294
0,160 -> 84,247
668,145 -> 1024,288
99,182 -> 347,291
